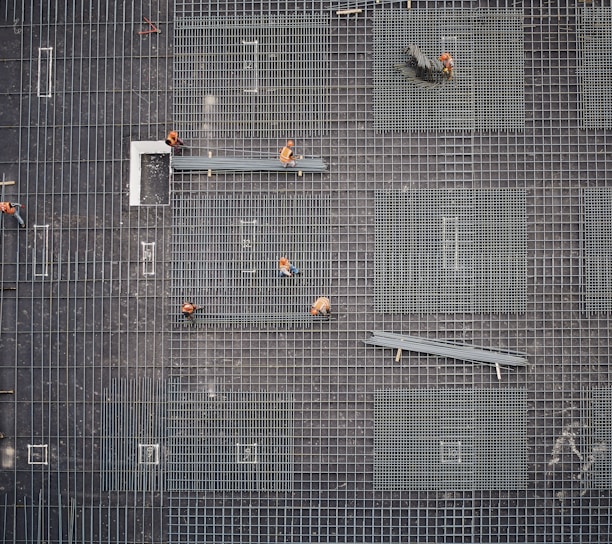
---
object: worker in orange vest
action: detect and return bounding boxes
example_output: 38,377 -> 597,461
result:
181,301 -> 199,321
278,256 -> 300,277
279,140 -> 297,168
439,52 -> 454,79
165,131 -> 185,154
0,202 -> 25,228
310,296 -> 331,316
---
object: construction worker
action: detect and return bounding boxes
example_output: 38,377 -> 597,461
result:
439,52 -> 454,79
310,296 -> 331,316
0,202 -> 25,228
181,301 -> 198,321
278,256 -> 300,277
279,140 -> 297,168
165,131 -> 184,154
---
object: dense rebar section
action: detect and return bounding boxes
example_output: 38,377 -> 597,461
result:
165,385 -> 294,493
374,189 -> 527,313
577,7 -> 612,129
374,389 -> 528,490
101,379 -> 164,492
171,156 -> 327,173
583,187 -> 612,312
173,15 -> 330,142
590,388 -> 612,489
170,192 -> 332,327
373,9 -> 524,132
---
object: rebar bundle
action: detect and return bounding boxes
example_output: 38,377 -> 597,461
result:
393,44 -> 448,89
171,156 -> 328,173
364,331 -> 529,369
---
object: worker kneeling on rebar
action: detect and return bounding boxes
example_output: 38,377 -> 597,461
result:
310,296 -> 331,316
278,257 -> 300,277
279,140 -> 297,168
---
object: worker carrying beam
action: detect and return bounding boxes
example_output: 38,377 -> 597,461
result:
0,202 -> 25,228
278,256 -> 300,277
279,140 -> 297,168
310,296 -> 331,316
165,131 -> 185,155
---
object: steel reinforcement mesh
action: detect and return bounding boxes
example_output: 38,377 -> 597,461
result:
577,6 -> 612,129
173,14 -> 330,142
374,189 -> 527,313
372,8 -> 525,132
583,186 -> 612,312
374,389 -> 528,491
169,191 -> 332,327
2,1 -> 612,543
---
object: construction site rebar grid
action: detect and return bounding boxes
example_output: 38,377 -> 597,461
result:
583,187 -> 612,312
166,386 -> 294,493
374,189 -> 527,314
173,15 -> 330,142
373,9 -> 525,132
577,6 -> 612,129
374,389 -> 528,490
2,1 -> 612,543
170,191 -> 332,327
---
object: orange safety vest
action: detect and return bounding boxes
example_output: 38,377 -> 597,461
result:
166,131 -> 179,146
279,146 -> 294,165
182,302 -> 195,315
0,202 -> 15,215
279,257 -> 291,273
311,297 -> 331,315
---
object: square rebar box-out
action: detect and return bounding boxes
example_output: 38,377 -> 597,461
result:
373,9 -> 524,132
170,192 -> 331,327
173,15 -> 329,141
165,385 -> 293,492
375,189 -> 527,313
583,187 -> 612,312
374,389 -> 527,491
577,7 -> 612,129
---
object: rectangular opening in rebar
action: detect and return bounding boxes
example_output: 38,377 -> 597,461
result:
27,444 -> 48,465
33,224 -> 49,277
37,47 -> 53,98
138,444 -> 160,465
242,40 -> 259,93
142,242 -> 155,276
442,216 -> 460,270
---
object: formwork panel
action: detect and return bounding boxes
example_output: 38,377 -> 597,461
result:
173,15 -> 329,142
166,385 -> 293,493
372,9 -> 524,132
577,7 -> 612,129
374,189 -> 526,313
583,187 -> 612,312
374,389 -> 528,491
170,192 -> 331,327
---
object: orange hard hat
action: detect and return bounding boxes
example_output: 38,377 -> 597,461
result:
310,307 -> 318,315
182,303 -> 194,312
287,140 -> 294,147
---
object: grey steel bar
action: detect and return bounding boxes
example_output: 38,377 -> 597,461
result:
365,332 -> 528,367
171,156 -> 328,173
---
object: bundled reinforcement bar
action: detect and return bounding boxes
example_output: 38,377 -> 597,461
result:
365,331 -> 529,369
171,156 -> 328,173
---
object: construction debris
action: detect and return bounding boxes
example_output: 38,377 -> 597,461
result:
364,331 -> 529,370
